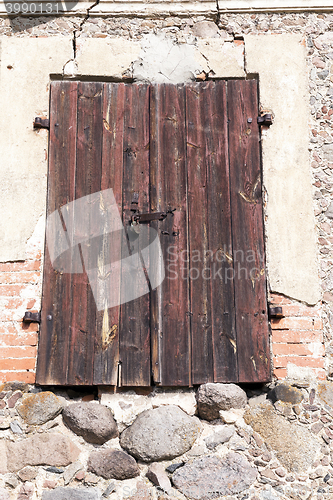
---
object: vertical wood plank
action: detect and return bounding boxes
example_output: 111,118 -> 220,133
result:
66,82 -> 104,385
36,81 -> 78,385
93,83 -> 125,385
120,84 -> 151,386
186,83 -> 213,384
150,84 -> 190,386
202,81 -> 238,383
227,79 -> 271,383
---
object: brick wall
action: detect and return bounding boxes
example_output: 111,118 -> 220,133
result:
0,228 -> 43,384
270,293 -> 325,381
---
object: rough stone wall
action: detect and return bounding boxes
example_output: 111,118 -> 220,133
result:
1,381 -> 333,499
0,11 -> 332,382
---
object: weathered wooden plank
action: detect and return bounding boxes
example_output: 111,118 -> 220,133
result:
186,83 -> 213,385
150,84 -> 190,386
227,79 -> 271,383
119,84 -> 151,386
36,81 -> 78,385
203,81 -> 238,383
66,82 -> 104,385
92,83 -> 126,385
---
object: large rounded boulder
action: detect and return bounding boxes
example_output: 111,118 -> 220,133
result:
120,405 -> 201,462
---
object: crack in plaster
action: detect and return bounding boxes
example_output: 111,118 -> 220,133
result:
73,0 -> 100,58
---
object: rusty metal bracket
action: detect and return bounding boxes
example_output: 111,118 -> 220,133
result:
132,212 -> 167,224
23,311 -> 41,324
257,114 -> 273,127
268,306 -> 284,319
34,117 -> 50,130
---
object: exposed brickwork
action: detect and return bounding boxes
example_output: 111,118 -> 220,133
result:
0,231 -> 43,384
270,293 -> 326,380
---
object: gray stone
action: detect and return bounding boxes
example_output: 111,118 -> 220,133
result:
172,453 -> 257,499
318,70 -> 329,79
325,202 -> 333,219
244,402 -> 320,473
64,462 -> 84,485
63,403 -> 118,445
323,144 -> 333,163
17,466 -> 38,482
120,405 -> 201,462
10,420 -> 23,434
6,433 -> 80,472
16,392 -> 65,425
5,474 -> 19,488
196,383 -> 247,421
146,463 -> 172,491
204,426 -> 235,450
267,384 -> 303,405
102,483 -> 116,498
87,449 -> 139,480
0,489 -> 9,500
192,21 -> 220,38
42,488 -> 101,500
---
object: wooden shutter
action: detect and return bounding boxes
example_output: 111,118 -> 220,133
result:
36,80 -> 271,386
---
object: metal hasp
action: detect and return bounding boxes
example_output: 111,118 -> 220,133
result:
257,114 -> 273,126
23,311 -> 41,324
268,306 -> 284,319
34,117 -> 50,130
131,212 -> 167,224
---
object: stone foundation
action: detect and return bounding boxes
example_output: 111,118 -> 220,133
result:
1,381 -> 333,499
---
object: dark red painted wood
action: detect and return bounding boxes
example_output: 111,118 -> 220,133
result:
227,79 -> 271,383
119,84 -> 151,386
36,81 -> 78,385
195,81 -> 237,383
38,80 -> 270,387
150,84 -> 190,386
93,83 -> 126,385
66,82 -> 104,385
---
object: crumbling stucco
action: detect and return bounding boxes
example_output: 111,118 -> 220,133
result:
245,34 -> 321,305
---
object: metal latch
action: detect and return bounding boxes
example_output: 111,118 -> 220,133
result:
23,311 -> 41,324
34,117 -> 50,130
257,114 -> 273,126
131,212 -> 167,224
268,306 -> 284,319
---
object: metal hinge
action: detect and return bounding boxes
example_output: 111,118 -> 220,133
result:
23,311 -> 41,324
33,117 -> 50,130
131,212 -> 167,224
268,306 -> 284,319
257,114 -> 273,127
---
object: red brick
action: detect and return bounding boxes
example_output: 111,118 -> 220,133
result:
0,272 -> 40,284
274,368 -> 287,379
21,322 -> 39,332
280,305 -> 321,318
0,371 -> 35,383
0,333 -> 38,346
317,369 -> 327,380
0,358 -> 36,370
273,343 -> 313,356
271,329 -> 324,343
269,295 -> 292,305
2,298 -> 24,309
0,346 -> 37,358
26,299 -> 36,310
273,356 -> 325,369
0,261 -> 40,272
0,285 -> 26,296
271,317 -> 322,330
0,323 -> 18,334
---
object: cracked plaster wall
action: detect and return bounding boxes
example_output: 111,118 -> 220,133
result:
0,28 -> 320,306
